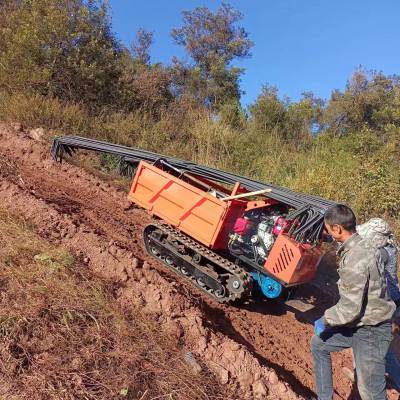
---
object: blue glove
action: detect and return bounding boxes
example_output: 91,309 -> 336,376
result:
314,317 -> 326,337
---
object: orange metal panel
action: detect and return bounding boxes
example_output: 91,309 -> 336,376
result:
264,235 -> 322,285
127,161 -> 234,246
245,199 -> 279,211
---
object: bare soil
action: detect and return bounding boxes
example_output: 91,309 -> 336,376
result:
0,123 -> 397,400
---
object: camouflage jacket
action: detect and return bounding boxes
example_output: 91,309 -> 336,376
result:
324,233 -> 396,327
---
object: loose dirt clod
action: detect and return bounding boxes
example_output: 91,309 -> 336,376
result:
28,127 -> 45,141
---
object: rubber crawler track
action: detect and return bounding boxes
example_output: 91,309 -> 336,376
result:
143,221 -> 252,303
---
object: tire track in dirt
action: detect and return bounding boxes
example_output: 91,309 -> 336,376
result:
0,123 -> 369,399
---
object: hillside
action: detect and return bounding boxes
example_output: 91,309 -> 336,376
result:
2,123 -> 398,400
0,124 -> 351,399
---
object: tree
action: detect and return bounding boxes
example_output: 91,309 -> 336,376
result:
0,0 -> 123,110
130,28 -> 153,65
322,68 -> 400,135
249,86 -> 323,145
118,28 -> 173,115
284,92 -> 324,143
118,52 -> 173,116
219,99 -> 246,129
0,1 -> 19,51
171,3 -> 253,110
249,86 -> 286,136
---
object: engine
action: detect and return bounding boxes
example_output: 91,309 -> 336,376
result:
229,207 -> 288,266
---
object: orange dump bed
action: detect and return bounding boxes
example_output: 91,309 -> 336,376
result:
127,161 -> 246,249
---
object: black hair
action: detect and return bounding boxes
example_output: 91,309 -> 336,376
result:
324,204 -> 357,232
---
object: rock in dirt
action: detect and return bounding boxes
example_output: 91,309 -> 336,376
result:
252,379 -> 268,397
184,352 -> 202,375
217,366 -> 229,384
123,200 -> 134,211
238,371 -> 254,390
29,127 -> 45,141
10,122 -> 24,132
277,382 -> 288,394
269,371 -> 279,385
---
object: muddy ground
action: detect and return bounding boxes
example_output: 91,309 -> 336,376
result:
0,123 -> 396,400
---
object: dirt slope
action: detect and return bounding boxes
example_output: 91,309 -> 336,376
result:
0,123 -> 389,400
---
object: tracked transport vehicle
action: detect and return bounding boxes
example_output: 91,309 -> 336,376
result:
51,136 -> 336,303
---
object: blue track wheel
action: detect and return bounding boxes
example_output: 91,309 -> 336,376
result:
251,272 -> 282,299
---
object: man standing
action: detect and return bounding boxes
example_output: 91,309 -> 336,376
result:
311,204 -> 396,400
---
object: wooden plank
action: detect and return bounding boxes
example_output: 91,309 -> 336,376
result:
221,188 -> 272,202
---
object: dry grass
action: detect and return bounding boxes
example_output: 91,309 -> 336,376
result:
0,208 -> 226,400
0,154 -> 18,179
0,92 -> 91,133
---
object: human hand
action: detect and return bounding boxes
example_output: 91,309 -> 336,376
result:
314,317 -> 327,337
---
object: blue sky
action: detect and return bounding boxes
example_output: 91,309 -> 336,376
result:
108,0 -> 400,107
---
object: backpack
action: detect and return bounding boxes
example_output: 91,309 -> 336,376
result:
356,217 -> 397,250
357,218 -> 400,304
